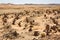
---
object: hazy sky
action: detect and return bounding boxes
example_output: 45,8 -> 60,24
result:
0,0 -> 60,4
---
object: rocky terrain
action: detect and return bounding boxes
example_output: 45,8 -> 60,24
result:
0,4 -> 60,40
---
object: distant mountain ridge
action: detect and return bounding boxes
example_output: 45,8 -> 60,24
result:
0,3 -> 60,5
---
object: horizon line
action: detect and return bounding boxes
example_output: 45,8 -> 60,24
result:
0,3 -> 60,4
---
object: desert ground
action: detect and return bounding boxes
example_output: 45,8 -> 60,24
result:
0,4 -> 60,40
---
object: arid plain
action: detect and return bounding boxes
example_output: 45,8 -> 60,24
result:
0,4 -> 60,40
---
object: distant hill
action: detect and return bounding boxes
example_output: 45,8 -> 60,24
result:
0,3 -> 60,5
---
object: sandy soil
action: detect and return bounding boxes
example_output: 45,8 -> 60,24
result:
0,4 -> 60,40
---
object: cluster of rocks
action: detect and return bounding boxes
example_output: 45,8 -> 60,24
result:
0,9 -> 60,40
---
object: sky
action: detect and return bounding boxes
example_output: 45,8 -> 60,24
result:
0,0 -> 60,4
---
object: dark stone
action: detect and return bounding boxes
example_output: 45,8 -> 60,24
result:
18,22 -> 21,27
29,28 -> 32,32
33,31 -> 39,36
12,19 -> 16,25
45,25 -> 50,35
12,31 -> 19,37
33,38 -> 38,40
30,25 -> 33,28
